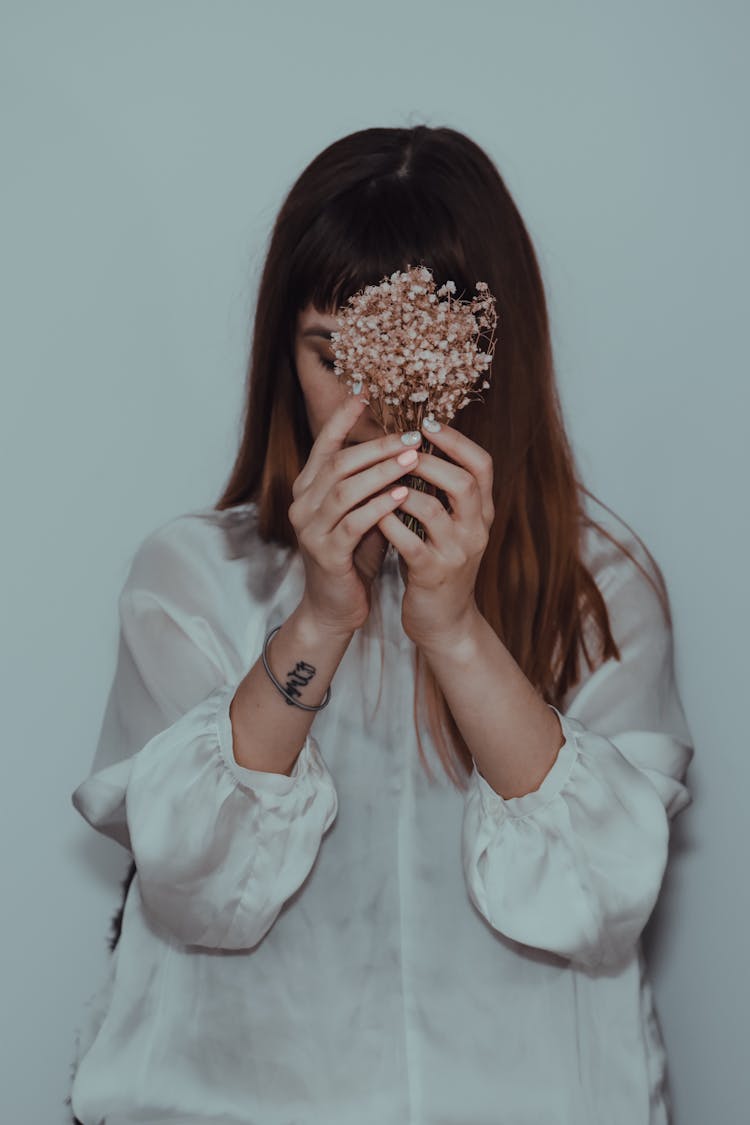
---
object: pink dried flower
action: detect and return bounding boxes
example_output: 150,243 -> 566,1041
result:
329,264 -> 498,433
329,265 -> 498,542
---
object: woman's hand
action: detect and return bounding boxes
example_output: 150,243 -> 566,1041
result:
376,419 -> 495,648
288,395 -> 425,636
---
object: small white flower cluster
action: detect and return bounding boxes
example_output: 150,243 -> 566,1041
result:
329,264 -> 498,432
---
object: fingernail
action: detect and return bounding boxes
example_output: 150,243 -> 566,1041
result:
400,431 -> 422,447
390,486 -> 408,501
422,417 -> 441,433
397,448 -> 419,466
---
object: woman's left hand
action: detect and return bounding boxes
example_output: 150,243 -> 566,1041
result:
376,420 -> 495,649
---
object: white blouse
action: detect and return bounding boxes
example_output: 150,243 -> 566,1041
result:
69,499 -> 694,1125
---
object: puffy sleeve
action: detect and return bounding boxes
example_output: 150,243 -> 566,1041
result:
71,523 -> 339,951
461,549 -> 694,970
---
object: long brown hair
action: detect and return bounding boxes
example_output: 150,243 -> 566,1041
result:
215,124 -> 670,790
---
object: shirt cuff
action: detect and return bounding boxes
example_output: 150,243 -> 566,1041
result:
214,681 -> 315,794
470,704 -> 581,821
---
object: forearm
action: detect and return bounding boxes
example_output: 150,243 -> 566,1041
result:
418,607 -> 565,799
229,600 -> 354,777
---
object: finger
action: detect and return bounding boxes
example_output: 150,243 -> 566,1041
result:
318,448 -> 423,534
301,426 -> 424,516
333,427 -> 423,477
402,451 -> 484,528
386,486 -> 455,555
295,395 -> 369,495
377,506 -> 431,566
331,487 -> 413,561
419,420 -> 494,524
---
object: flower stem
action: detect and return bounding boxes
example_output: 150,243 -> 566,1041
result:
396,439 -> 434,542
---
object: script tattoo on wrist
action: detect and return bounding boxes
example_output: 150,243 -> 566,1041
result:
283,659 -> 318,706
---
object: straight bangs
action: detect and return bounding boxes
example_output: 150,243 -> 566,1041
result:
286,176 -> 478,322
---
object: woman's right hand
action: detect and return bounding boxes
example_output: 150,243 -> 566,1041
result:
288,395 -> 422,635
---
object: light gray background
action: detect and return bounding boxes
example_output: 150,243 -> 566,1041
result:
1,1 -> 747,1121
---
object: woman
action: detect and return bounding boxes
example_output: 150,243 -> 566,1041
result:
67,124 -> 694,1124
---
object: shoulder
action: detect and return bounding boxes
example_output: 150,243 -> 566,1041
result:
567,499 -> 692,745
125,501 -> 255,581
120,501 -> 294,616
578,496 -> 672,649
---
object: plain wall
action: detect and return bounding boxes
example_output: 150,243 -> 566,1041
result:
1,0 -> 747,1120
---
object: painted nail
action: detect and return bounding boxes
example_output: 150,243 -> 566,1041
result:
397,449 -> 419,467
400,431 -> 422,447
422,417 -> 441,433
390,486 -> 408,501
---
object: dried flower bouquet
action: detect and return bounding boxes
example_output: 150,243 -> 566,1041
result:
330,264 -> 498,542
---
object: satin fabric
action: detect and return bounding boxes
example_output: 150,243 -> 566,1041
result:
69,500 -> 694,1125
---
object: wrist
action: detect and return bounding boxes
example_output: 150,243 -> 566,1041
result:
292,598 -> 359,647
414,603 -> 485,665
